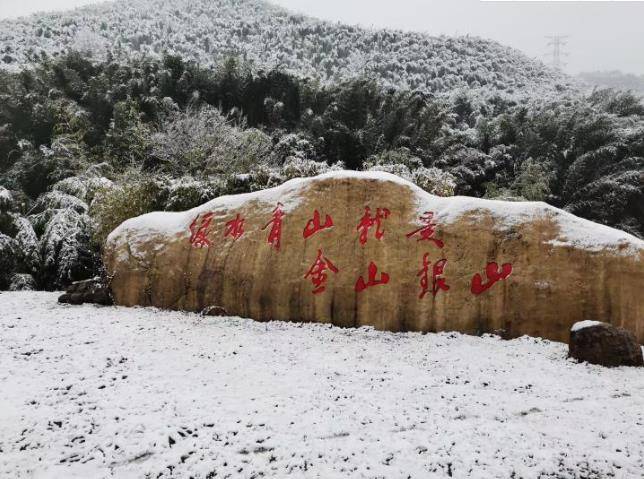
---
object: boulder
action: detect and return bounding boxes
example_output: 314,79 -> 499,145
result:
569,321 -> 643,367
104,171 -> 644,343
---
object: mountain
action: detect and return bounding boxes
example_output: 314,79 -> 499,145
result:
578,71 -> 644,96
0,0 -> 575,98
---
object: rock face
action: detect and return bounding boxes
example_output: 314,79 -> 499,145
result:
569,321 -> 643,367
104,171 -> 644,343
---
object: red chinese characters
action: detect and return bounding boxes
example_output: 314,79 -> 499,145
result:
189,212 -> 214,248
304,249 -> 339,294
471,262 -> 513,295
406,211 -> 444,248
355,262 -> 390,293
356,207 -> 390,245
262,203 -> 285,251
224,213 -> 245,240
303,210 -> 334,239
417,254 -> 449,299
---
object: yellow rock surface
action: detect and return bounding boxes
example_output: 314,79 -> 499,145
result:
104,172 -> 644,343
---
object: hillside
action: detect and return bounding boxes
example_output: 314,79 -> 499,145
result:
0,0 -> 574,97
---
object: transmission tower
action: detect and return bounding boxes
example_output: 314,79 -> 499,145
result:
545,35 -> 569,70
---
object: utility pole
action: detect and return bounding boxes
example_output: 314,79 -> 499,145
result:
545,35 -> 569,70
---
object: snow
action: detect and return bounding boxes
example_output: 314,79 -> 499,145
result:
0,186 -> 11,201
571,320 -> 606,333
1,292 -> 643,478
108,171 -> 644,258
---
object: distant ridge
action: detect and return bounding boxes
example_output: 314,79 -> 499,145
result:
0,0 -> 576,98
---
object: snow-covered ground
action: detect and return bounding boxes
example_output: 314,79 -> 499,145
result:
1,292 -> 643,478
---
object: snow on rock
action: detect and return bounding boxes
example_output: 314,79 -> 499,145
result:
1,292 -> 643,478
110,170 -> 644,257
571,320 -> 606,332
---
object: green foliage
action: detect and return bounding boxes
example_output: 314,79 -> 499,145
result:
90,174 -> 168,247
0,233 -> 17,289
511,158 -> 552,202
412,167 -> 457,197
105,100 -> 151,167
0,52 -> 642,290
164,178 -> 223,212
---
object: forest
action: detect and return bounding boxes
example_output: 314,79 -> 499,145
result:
0,52 -> 642,290
0,0 -> 574,97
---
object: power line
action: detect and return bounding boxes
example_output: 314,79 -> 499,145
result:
545,35 -> 569,70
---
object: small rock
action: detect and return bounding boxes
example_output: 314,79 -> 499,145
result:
569,321 -> 643,367
57,293 -> 72,304
68,293 -> 84,305
58,278 -> 113,306
201,305 -> 228,317
87,290 -> 113,306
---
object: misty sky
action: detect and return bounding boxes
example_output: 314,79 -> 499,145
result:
1,0 -> 643,75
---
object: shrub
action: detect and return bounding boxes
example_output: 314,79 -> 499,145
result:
164,177 -> 224,211
412,167 -> 457,197
40,209 -> 96,289
9,273 -> 37,291
364,163 -> 412,181
281,158 -> 342,180
0,233 -> 17,289
90,175 -> 168,246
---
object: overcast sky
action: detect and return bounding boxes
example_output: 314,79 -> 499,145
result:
1,0 -> 643,75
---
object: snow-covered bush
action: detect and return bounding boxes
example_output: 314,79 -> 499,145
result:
0,233 -> 17,289
53,175 -> 114,204
150,106 -> 231,175
281,158 -> 343,181
412,167 -> 457,197
248,164 -> 284,192
152,107 -> 274,177
8,273 -> 36,291
271,133 -> 316,164
29,191 -> 89,235
511,158 -> 552,201
364,148 -> 423,172
223,173 -> 253,196
207,128 -> 273,175
0,187 -> 13,212
12,215 -> 41,275
364,163 -> 412,181
32,191 -> 88,214
40,209 -> 95,289
164,177 -> 224,211
436,146 -> 496,195
91,176 -> 168,246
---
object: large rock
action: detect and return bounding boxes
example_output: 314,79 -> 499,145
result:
569,321 -> 643,367
104,171 -> 644,343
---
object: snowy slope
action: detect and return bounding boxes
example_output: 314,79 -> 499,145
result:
0,0 -> 575,98
1,292 -> 643,478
